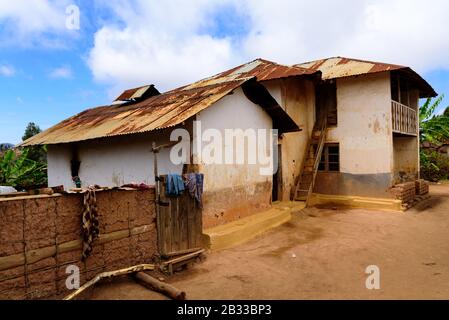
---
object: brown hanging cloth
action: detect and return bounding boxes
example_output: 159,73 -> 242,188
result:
81,186 -> 100,261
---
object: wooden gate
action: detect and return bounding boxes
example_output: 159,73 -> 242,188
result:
156,176 -> 204,257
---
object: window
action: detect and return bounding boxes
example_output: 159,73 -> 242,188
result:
318,144 -> 340,172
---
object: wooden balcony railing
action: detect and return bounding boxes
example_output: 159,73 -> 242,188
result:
392,100 -> 418,136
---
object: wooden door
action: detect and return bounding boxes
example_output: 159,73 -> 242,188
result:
157,176 -> 204,257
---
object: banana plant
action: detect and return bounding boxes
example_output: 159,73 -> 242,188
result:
419,94 -> 449,144
0,148 -> 47,189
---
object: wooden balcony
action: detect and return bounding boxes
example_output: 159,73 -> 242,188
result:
392,100 -> 418,136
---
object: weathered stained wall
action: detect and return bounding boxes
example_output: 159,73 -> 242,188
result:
0,189 -> 157,300
263,78 -> 316,201
315,72 -> 395,197
393,136 -> 419,184
392,87 -> 420,184
47,130 -> 185,190
195,88 -> 273,228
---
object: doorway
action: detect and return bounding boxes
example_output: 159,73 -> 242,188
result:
272,144 -> 282,202
316,81 -> 337,125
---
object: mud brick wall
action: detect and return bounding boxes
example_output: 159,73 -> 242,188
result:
0,188 -> 157,300
390,181 -> 416,204
415,179 -> 430,196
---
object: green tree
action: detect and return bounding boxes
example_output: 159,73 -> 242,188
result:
22,122 -> 41,141
419,94 -> 449,144
22,122 -> 47,162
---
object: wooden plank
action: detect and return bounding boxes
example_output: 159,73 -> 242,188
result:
163,247 -> 203,258
159,207 -> 166,256
64,264 -> 155,300
161,249 -> 205,266
164,197 -> 172,255
192,194 -> 201,248
160,176 -> 172,255
187,193 -> 195,248
179,194 -> 189,251
172,197 -> 180,253
0,193 -> 62,202
159,176 -> 171,254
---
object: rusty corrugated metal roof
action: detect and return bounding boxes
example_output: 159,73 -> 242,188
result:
296,57 -> 406,79
21,59 -> 311,146
213,58 -> 318,81
295,56 -> 436,98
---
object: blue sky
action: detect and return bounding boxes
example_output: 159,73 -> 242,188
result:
1,0 -> 449,144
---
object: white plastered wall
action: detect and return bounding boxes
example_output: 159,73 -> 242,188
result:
326,72 -> 394,176
47,131 -> 183,190
194,87 -> 273,193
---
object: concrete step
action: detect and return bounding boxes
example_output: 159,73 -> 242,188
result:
203,202 -> 305,251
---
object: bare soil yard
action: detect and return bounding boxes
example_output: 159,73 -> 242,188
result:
89,184 -> 449,300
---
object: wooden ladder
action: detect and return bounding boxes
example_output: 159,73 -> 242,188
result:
293,114 -> 328,205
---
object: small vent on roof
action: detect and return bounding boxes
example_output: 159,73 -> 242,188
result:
114,84 -> 160,103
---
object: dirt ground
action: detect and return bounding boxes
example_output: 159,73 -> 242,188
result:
89,184 -> 449,300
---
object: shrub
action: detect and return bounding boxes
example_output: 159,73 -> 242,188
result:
0,148 -> 47,189
420,149 -> 449,182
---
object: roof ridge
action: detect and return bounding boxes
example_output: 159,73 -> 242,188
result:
296,56 -> 406,68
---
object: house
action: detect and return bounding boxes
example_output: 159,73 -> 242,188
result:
21,59 -> 320,228
294,57 -> 436,204
21,56 -> 436,229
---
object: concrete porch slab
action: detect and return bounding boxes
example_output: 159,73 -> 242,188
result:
308,193 -> 403,212
203,201 -> 304,251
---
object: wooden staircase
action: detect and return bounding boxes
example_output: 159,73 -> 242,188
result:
293,115 -> 328,205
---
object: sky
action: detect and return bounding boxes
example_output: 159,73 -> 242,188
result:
1,0 -> 449,144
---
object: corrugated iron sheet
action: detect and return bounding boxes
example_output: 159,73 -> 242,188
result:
296,56 -> 436,98
22,59 -> 314,146
21,78 -> 251,146
216,58 -> 317,81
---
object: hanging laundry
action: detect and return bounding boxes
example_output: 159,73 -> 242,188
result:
81,186 -> 100,261
166,173 -> 185,196
184,173 -> 204,208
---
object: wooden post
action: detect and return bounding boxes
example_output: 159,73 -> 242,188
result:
134,272 -> 186,300
63,264 -> 155,300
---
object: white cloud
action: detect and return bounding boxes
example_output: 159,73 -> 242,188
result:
0,0 -> 74,47
49,66 -> 73,79
0,64 -> 15,77
86,0 -> 449,97
238,0 -> 449,72
88,0 -> 236,97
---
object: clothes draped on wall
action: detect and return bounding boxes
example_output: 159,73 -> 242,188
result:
81,186 -> 100,261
